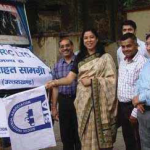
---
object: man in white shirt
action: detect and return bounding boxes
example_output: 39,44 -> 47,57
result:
132,33 -> 150,150
117,33 -> 147,150
117,20 -> 149,65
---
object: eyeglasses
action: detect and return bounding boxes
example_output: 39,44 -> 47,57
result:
146,33 -> 150,41
145,42 -> 150,46
60,44 -> 71,49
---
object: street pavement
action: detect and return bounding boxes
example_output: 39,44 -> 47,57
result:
0,122 -> 125,150
42,122 -> 125,150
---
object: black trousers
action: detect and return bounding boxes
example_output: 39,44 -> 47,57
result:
118,102 -> 141,150
1,137 -> 11,148
58,94 -> 81,150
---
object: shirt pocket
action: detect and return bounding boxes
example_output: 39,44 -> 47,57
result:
125,68 -> 137,86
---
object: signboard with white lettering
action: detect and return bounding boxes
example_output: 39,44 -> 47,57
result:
0,45 -> 52,89
4,86 -> 56,150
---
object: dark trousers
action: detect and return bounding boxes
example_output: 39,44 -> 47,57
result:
1,137 -> 11,148
118,102 -> 141,150
137,109 -> 150,150
58,94 -> 81,150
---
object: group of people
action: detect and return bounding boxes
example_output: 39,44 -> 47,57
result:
46,20 -> 150,150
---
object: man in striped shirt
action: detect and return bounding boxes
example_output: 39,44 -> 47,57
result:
117,33 -> 147,150
51,38 -> 81,150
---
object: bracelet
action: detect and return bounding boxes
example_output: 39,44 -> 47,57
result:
52,80 -> 58,87
54,79 -> 58,86
51,102 -> 57,107
51,106 -> 57,110
51,105 -> 57,109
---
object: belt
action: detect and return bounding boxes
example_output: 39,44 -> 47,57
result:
144,105 -> 150,111
119,101 -> 132,106
59,93 -> 76,99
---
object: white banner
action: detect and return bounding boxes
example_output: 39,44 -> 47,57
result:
3,86 -> 56,150
0,45 -> 52,89
0,100 -> 9,137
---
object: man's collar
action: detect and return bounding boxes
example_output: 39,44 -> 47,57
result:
132,52 -> 140,62
61,54 -> 75,63
124,51 -> 140,63
137,38 -> 141,43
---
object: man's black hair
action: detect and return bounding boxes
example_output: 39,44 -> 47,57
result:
122,20 -> 137,30
146,34 -> 150,40
59,38 -> 73,47
120,33 -> 137,43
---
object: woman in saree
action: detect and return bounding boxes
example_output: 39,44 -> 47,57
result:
46,28 -> 118,150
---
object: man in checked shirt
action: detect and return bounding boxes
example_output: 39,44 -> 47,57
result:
117,33 -> 147,150
51,38 -> 81,150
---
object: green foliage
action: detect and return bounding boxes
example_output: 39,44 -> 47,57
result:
123,0 -> 137,8
122,0 -> 150,9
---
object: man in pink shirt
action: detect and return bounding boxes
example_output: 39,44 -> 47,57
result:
117,33 -> 147,150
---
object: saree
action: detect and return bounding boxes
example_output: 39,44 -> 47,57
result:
74,53 -> 117,150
